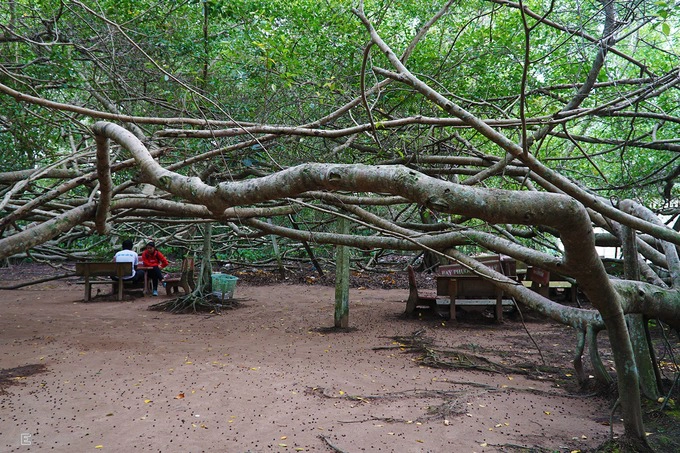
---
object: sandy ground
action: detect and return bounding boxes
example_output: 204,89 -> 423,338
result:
0,271 -> 620,452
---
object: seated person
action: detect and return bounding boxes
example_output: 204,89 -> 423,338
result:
112,239 -> 145,283
140,241 -> 169,296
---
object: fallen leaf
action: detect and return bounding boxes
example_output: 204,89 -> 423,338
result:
144,399 -> 152,404
544,411 -> 551,415
95,446 -> 103,449
280,436 -> 287,440
175,393 -> 185,399
278,443 -> 287,447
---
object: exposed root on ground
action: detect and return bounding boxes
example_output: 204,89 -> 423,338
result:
148,291 -> 241,313
318,435 -> 348,453
381,330 -> 563,379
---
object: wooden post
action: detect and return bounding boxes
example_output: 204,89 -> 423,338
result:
334,217 -> 350,328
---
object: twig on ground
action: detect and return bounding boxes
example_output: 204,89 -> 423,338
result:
513,302 -> 546,365
318,435 -> 348,453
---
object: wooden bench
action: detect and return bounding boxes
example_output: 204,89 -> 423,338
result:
405,265 -> 438,315
75,262 -> 139,301
163,258 -> 196,296
435,255 -> 516,322
524,266 -> 579,306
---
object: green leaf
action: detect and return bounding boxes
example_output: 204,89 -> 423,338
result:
661,22 -> 671,36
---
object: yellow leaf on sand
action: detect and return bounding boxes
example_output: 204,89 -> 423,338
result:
339,391 -> 345,395
544,411 -> 551,415
295,449 -> 305,452
95,446 -> 104,449
279,444 -> 287,447
144,399 -> 152,404
280,436 -> 287,440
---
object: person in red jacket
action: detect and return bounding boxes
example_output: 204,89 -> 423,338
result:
140,241 -> 169,296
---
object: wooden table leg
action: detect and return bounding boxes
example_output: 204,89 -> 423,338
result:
448,279 -> 457,321
495,290 -> 503,323
144,272 -> 150,295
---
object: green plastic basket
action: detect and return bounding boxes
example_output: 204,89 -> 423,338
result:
212,273 -> 238,299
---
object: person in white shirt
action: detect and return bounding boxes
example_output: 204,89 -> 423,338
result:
112,239 -> 144,283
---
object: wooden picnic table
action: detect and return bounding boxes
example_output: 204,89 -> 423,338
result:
75,262 -> 132,301
435,255 -> 516,322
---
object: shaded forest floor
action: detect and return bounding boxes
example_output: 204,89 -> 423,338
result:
1,262 -> 679,452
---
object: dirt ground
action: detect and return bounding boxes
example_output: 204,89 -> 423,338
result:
0,264 -> 624,452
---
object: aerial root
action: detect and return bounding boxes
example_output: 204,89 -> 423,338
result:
148,291 -> 240,313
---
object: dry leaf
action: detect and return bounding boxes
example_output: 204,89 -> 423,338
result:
175,393 -> 185,399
